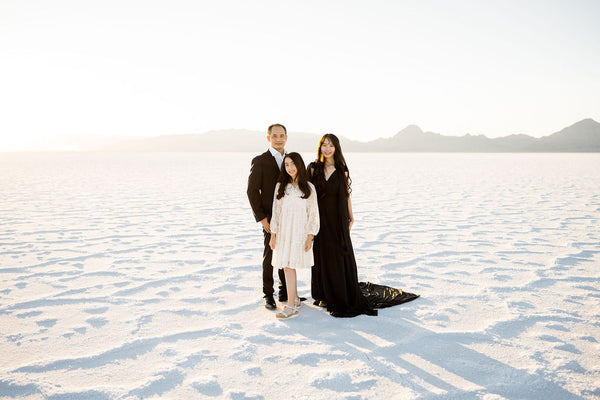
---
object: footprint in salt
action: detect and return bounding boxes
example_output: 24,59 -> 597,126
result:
226,391 -> 263,400
16,311 -> 43,318
560,360 -> 586,373
230,343 -> 258,362
507,301 -> 535,310
244,366 -> 262,377
538,334 -> 563,343
312,371 -> 377,392
244,334 -> 275,346
192,375 -> 223,397
177,350 -> 218,369
128,369 -> 184,399
86,317 -> 108,328
555,343 -> 582,354
494,274 -> 512,282
291,352 -> 346,367
83,307 -> 109,315
546,324 -> 569,332
36,319 -> 57,328
261,355 -> 283,363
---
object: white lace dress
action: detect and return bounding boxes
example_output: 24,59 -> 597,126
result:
270,182 -> 320,269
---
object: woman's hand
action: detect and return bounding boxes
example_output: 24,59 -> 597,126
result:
269,234 -> 276,250
349,219 -> 354,231
304,234 -> 314,252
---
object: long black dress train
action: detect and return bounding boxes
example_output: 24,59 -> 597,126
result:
308,163 -> 419,318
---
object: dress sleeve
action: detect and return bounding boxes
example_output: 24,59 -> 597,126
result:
306,183 -> 320,235
271,183 -> 282,234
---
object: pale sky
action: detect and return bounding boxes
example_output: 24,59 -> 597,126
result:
1,0 -> 599,150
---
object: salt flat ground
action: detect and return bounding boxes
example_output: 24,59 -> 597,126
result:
0,152 -> 599,400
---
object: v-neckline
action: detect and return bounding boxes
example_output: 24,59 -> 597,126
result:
324,167 -> 336,182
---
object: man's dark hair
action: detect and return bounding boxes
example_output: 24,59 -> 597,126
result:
267,123 -> 287,136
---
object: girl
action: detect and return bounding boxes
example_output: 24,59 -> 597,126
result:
270,152 -> 320,319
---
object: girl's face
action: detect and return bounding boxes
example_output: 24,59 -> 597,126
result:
284,158 -> 298,180
321,138 -> 336,159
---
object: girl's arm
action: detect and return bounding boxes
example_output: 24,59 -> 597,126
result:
270,183 -> 282,235
305,183 -> 320,251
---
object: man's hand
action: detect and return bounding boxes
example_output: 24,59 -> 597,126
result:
260,218 -> 271,233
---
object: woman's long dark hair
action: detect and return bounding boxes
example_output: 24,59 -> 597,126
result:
310,134 -> 352,198
276,152 -> 311,199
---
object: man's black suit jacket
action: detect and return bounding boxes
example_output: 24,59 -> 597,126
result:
247,150 -> 281,223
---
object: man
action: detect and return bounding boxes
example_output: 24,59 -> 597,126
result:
247,123 -> 290,310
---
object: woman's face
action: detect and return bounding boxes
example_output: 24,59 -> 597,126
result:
284,158 -> 298,180
321,138 -> 336,159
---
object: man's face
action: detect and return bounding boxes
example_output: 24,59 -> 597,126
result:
268,126 -> 287,153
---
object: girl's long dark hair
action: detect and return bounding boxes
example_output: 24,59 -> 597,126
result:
276,152 -> 311,199
310,134 -> 352,198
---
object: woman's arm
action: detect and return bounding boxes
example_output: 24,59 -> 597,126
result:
346,171 -> 354,231
348,197 -> 354,231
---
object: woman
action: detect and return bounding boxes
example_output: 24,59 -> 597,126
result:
270,153 -> 320,319
308,134 -> 418,317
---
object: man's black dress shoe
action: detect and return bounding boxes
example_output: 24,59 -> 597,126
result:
280,295 -> 307,302
264,296 -> 276,310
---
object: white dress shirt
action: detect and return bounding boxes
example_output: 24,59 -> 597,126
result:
269,147 -> 286,170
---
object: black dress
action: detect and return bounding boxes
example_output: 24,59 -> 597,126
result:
309,163 -> 419,318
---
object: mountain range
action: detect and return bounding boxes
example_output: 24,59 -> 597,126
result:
95,118 -> 600,152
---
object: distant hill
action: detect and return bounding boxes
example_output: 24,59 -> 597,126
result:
356,119 -> 600,152
536,118 -> 600,151
99,129 -> 325,153
97,119 -> 600,152
99,129 -> 366,153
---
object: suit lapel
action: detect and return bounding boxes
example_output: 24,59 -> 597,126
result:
265,150 -> 280,172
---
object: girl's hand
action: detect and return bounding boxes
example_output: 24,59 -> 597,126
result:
349,219 -> 354,231
269,235 -> 276,250
260,218 -> 271,233
304,234 -> 314,252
